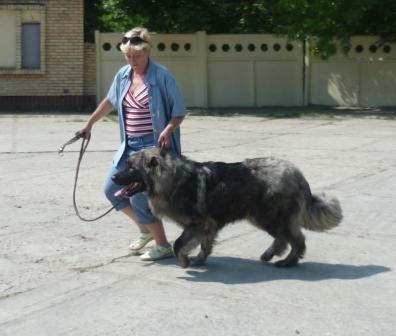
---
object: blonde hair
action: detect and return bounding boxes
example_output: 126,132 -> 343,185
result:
120,27 -> 151,53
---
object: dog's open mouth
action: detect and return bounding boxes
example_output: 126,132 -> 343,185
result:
114,182 -> 145,198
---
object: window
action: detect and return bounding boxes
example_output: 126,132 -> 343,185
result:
22,23 -> 41,69
0,11 -> 17,68
0,7 -> 45,73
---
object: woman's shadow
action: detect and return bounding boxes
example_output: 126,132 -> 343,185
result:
174,256 -> 391,284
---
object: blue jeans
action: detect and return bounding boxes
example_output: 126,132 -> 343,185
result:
104,133 -> 158,224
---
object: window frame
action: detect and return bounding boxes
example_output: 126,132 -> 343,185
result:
0,4 -> 46,75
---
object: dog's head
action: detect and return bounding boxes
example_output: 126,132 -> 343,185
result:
112,147 -> 173,198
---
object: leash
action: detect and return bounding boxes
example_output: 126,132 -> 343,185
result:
59,132 -> 119,222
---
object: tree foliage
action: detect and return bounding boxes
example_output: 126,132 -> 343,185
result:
272,0 -> 396,57
85,0 -> 396,57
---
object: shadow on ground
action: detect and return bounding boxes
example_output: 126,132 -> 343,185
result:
170,256 -> 391,284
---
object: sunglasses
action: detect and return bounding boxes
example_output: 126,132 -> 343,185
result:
121,36 -> 146,45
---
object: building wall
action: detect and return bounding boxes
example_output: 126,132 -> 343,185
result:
83,43 -> 96,96
0,0 -> 90,111
83,42 -> 97,109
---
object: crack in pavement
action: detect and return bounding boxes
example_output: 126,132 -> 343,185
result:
70,252 -> 138,273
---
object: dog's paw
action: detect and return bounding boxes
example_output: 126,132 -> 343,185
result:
260,251 -> 274,262
178,255 -> 190,268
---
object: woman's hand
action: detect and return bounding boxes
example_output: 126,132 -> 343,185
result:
158,128 -> 172,149
157,116 -> 184,149
78,123 -> 93,139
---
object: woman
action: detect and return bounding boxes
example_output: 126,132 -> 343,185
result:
79,27 -> 186,261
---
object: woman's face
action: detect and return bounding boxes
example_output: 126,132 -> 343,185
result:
124,49 -> 150,74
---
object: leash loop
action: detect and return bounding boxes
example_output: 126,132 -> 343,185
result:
59,133 -> 119,222
58,132 -> 83,156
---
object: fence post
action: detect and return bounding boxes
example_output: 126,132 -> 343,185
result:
95,30 -> 101,105
197,31 -> 208,108
303,39 -> 310,106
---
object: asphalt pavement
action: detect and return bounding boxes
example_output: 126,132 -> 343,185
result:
0,111 -> 395,336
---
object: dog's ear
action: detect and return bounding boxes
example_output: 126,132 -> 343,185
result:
147,156 -> 159,168
147,155 -> 163,177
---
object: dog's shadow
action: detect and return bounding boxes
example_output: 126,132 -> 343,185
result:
174,256 -> 390,284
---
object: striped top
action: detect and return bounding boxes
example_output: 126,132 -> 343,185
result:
122,83 -> 153,138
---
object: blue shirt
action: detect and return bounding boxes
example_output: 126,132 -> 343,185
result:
106,58 -> 186,166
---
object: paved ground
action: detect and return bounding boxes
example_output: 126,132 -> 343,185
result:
0,111 -> 395,336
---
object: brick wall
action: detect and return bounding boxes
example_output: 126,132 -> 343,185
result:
0,0 -> 92,111
83,42 -> 97,110
84,43 -> 96,96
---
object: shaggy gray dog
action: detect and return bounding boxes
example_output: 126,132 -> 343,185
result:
113,148 -> 343,268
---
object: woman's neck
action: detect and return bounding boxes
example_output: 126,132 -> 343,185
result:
134,68 -> 146,77
133,59 -> 149,77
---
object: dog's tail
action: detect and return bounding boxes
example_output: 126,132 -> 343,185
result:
303,193 -> 343,232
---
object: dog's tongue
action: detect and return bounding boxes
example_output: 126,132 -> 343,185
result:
114,184 -> 135,198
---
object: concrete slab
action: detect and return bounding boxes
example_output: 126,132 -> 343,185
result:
0,112 -> 395,336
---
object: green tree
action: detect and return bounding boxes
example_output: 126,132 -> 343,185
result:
272,0 -> 396,57
85,0 -> 396,57
84,0 -> 104,42
93,0 -> 276,34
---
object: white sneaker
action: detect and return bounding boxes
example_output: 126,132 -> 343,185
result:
140,244 -> 174,261
128,233 -> 154,252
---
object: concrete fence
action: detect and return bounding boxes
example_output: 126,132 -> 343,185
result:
309,36 -> 396,107
96,31 -> 396,108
